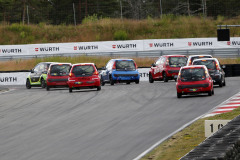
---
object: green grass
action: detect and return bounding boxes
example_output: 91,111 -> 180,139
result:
1,56 -> 240,71
141,108 -> 240,160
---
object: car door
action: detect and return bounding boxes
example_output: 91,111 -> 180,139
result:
30,63 -> 41,83
159,57 -> 166,78
101,60 -> 113,82
152,57 -> 161,79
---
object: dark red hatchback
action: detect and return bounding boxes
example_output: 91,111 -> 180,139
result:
149,55 -> 187,83
176,65 -> 214,98
68,63 -> 101,92
46,63 -> 72,91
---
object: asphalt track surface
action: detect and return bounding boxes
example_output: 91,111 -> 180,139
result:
0,77 -> 240,160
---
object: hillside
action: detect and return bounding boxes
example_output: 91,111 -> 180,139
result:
1,16 -> 240,45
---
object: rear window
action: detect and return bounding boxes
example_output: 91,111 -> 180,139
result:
169,57 -> 187,67
193,60 -> 216,70
50,64 -> 71,76
116,60 -> 136,71
191,56 -> 212,63
72,65 -> 95,76
180,68 -> 206,82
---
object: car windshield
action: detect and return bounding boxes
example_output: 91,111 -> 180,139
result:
50,64 -> 71,76
72,65 -> 95,76
116,60 -> 136,71
193,60 -> 216,70
180,68 -> 206,82
169,57 -> 187,67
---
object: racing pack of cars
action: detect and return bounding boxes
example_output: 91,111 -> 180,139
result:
26,55 -> 226,98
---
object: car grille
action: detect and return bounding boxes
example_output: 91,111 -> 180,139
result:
114,74 -> 138,77
179,84 -> 209,89
48,79 -> 68,82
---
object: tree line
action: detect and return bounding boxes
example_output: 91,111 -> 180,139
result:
0,0 -> 239,25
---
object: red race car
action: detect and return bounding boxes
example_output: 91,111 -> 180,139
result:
46,63 -> 72,91
68,63 -> 101,92
149,55 -> 187,83
176,65 -> 214,98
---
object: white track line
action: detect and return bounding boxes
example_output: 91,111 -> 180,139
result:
133,91 -> 240,160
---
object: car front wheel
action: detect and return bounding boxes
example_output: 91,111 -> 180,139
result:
149,74 -> 154,83
26,79 -> 31,89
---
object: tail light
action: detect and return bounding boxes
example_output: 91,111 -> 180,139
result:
69,73 -> 75,77
216,63 -> 220,70
93,71 -> 99,75
112,61 -> 116,69
134,62 -> 138,69
166,59 -> 169,66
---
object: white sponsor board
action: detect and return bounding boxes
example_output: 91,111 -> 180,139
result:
138,68 -> 150,81
0,72 -> 29,85
0,37 -> 240,56
0,68 -> 150,85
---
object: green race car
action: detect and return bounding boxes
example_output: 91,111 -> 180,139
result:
26,62 -> 55,89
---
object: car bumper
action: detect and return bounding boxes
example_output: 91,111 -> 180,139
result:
177,85 -> 212,94
68,80 -> 100,88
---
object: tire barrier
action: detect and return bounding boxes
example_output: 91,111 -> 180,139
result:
180,115 -> 240,160
223,64 -> 240,77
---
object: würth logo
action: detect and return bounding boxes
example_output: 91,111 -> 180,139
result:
0,77 -> 17,82
227,41 -> 231,45
188,41 -> 213,46
0,49 -> 22,53
149,43 -> 174,48
74,45 -> 98,50
231,41 -> 240,46
35,47 -> 60,52
112,44 -> 137,49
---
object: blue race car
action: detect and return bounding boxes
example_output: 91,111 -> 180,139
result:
100,59 -> 140,85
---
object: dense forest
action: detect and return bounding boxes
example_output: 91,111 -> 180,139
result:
0,0 -> 240,25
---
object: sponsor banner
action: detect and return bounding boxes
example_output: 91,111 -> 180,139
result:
0,72 -> 29,85
138,68 -> 150,81
0,69 -> 150,85
1,37 -> 240,56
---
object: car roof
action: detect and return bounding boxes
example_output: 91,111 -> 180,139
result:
72,63 -> 95,66
50,63 -> 72,66
181,65 -> 207,69
188,55 -> 213,58
162,55 -> 187,57
111,59 -> 134,61
192,58 -> 218,62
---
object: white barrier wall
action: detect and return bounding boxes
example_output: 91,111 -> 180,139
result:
0,72 -> 29,85
0,37 -> 240,56
0,69 -> 150,85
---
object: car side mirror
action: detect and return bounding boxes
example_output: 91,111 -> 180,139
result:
42,71 -> 47,74
151,63 -> 156,67
31,69 -> 34,73
222,65 -> 226,69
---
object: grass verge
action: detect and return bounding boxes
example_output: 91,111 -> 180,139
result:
0,56 -> 240,71
141,108 -> 240,160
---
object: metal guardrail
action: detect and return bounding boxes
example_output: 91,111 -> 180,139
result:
0,48 -> 240,61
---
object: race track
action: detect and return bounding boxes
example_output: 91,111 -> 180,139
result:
0,77 -> 240,160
